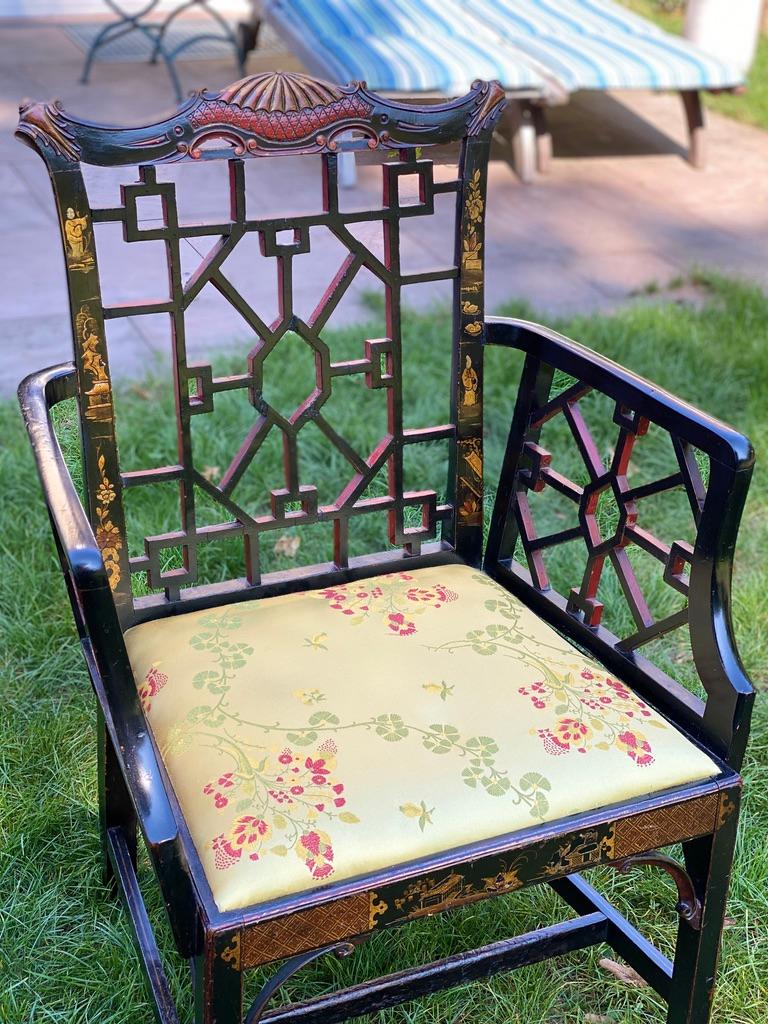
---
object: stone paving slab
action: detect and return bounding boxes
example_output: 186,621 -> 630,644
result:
1,19 -> 768,394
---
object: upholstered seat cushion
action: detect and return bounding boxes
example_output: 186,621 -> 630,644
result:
125,564 -> 718,913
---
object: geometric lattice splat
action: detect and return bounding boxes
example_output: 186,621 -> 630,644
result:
94,153 -> 461,599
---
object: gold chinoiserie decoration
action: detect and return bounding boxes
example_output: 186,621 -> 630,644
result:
64,207 -> 94,272
220,933 -> 241,969
461,355 -> 479,407
461,169 -> 484,272
95,449 -> 123,590
77,303 -> 113,423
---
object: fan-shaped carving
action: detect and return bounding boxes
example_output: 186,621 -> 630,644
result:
219,72 -> 344,113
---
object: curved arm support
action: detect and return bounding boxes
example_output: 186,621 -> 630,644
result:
17,364 -> 197,951
612,851 -> 702,930
245,942 -> 358,1024
18,363 -> 107,591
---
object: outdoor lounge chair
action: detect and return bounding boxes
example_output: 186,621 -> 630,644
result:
247,0 -> 743,178
17,71 -> 754,1024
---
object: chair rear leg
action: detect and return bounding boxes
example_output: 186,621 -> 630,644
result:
666,796 -> 739,1023
98,706 -> 137,889
680,90 -> 706,169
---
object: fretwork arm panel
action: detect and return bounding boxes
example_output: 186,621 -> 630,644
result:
484,317 -> 754,769
15,74 -> 507,616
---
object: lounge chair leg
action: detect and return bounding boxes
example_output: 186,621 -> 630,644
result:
339,151 -> 358,188
531,104 -> 552,174
498,101 -> 537,184
237,18 -> 261,63
98,707 -> 136,890
680,89 -> 706,169
666,796 -> 739,1023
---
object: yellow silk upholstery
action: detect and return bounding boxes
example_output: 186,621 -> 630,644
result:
125,564 -> 718,913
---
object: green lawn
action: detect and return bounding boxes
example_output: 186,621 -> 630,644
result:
622,1 -> 768,131
1,273 -> 767,1023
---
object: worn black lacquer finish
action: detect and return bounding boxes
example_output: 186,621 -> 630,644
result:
16,73 -> 754,1024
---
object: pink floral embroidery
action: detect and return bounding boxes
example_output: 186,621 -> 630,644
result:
317,574 -> 457,636
212,816 -> 271,870
203,772 -> 235,808
617,730 -> 654,767
387,612 -> 416,636
520,668 -> 657,766
296,829 -> 334,879
208,739 -> 353,880
138,664 -> 168,713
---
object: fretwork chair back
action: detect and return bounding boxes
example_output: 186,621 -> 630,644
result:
17,72 -> 754,1024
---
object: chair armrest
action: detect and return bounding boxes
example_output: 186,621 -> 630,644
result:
484,317 -> 755,769
18,364 -> 108,589
17,365 -> 182,849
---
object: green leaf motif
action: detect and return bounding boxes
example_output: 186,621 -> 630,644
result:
374,714 -> 409,741
481,776 -> 511,796
471,642 -> 497,655
519,772 -> 551,793
461,765 -> 482,788
486,623 -> 509,639
186,704 -> 214,723
531,791 -> 550,819
466,735 -> 499,761
286,730 -> 318,746
308,711 -> 340,727
422,723 -> 460,755
190,632 -> 216,650
192,670 -> 219,690
221,653 -> 248,671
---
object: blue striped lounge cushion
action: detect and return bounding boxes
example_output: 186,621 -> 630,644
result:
266,0 -> 742,96
266,0 -> 546,93
465,0 -> 743,91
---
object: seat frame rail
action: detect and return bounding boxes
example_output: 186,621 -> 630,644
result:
107,825 -> 686,1024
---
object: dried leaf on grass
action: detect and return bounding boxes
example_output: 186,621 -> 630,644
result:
598,957 -> 648,987
583,1015 -> 612,1024
274,533 -> 301,558
201,465 -> 220,482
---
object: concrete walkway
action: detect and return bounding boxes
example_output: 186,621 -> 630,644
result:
2,17 -> 768,393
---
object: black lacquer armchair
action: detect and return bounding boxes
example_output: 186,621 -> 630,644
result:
16,73 -> 754,1024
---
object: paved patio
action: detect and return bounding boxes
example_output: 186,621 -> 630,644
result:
2,16 -> 768,393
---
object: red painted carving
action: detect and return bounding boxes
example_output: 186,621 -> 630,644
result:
189,94 -> 373,143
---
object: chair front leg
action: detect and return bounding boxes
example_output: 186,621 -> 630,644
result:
666,795 -> 740,1024
195,934 -> 243,1024
98,705 -> 137,889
